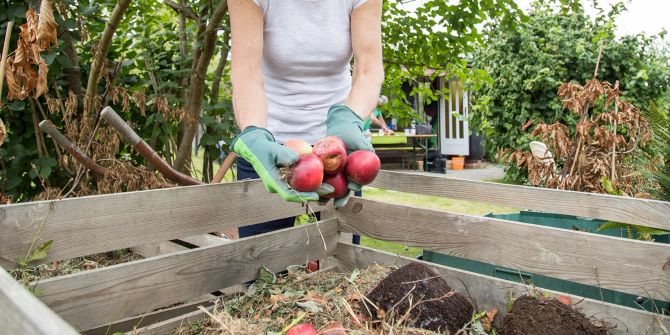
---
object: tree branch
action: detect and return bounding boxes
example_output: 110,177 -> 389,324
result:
83,0 -> 131,121
164,0 -> 198,20
173,1 -> 229,172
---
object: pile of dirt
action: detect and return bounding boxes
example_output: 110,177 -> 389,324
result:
500,295 -> 608,335
365,263 -> 474,334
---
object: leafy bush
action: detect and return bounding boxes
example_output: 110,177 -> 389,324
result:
470,1 -> 670,182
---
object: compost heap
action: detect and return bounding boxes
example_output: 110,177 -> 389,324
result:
500,295 -> 608,335
185,262 -> 610,335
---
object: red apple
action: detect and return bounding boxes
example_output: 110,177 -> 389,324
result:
313,136 -> 347,174
557,295 -> 572,306
285,139 -> 312,155
288,154 -> 324,192
287,323 -> 317,335
307,261 -> 319,273
345,151 -> 381,185
321,172 -> 348,198
318,322 -> 346,335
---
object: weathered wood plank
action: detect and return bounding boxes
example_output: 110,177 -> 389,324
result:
370,170 -> 670,229
131,234 -> 228,258
334,243 -> 670,335
36,219 -> 339,331
0,266 -> 78,335
127,307 -> 211,335
332,198 -> 670,302
0,180 -> 330,267
83,296 -> 215,335
131,241 -> 189,258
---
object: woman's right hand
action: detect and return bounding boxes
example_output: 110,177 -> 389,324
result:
231,127 -> 328,202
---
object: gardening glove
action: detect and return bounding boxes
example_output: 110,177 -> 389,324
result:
326,104 -> 375,154
326,105 -> 373,208
231,126 -> 331,202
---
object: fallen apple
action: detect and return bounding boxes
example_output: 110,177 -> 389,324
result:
287,323 -> 318,335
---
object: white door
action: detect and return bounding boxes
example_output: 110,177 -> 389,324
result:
439,77 -> 469,156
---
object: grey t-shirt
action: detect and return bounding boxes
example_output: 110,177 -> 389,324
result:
251,0 -> 369,144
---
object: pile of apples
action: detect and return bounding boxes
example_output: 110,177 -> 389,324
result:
283,136 -> 381,197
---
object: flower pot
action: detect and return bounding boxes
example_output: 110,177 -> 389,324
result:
452,156 -> 465,170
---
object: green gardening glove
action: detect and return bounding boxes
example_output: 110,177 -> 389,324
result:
325,105 -> 374,208
232,126 -> 330,202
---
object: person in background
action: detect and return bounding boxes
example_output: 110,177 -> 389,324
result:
226,0 -> 384,240
363,95 -> 394,136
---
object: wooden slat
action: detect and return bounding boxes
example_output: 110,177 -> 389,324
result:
332,198 -> 670,301
36,219 -> 339,331
0,266 -> 78,335
334,243 -> 670,335
0,179 -> 330,267
83,296 -> 215,335
127,307 -> 211,335
131,241 -> 188,258
369,170 -> 670,229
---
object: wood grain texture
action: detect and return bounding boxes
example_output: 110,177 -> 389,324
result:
0,267 -> 78,335
131,241 -> 188,258
0,180 -> 330,268
83,297 -> 214,335
333,198 -> 670,301
127,307 -> 211,335
370,170 -> 670,229
36,219 -> 338,331
334,243 -> 670,335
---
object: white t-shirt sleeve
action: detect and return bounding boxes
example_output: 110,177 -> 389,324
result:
251,0 -> 268,13
352,0 -> 369,9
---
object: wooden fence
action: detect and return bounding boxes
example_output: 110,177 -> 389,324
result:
0,170 -> 668,334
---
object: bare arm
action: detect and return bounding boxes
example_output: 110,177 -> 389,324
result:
345,0 -> 384,119
371,113 -> 384,128
229,0 -> 266,130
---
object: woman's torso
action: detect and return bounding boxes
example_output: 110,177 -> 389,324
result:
253,0 -> 367,144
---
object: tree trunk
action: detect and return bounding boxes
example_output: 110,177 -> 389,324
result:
173,1 -> 229,173
202,23 -> 230,182
57,25 -> 84,96
83,0 -> 131,121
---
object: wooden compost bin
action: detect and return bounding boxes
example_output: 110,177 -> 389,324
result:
1,170 -> 669,334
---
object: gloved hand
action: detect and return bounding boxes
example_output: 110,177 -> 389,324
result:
325,104 -> 375,208
231,126 -> 332,202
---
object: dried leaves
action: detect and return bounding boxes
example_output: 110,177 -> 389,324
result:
0,118 -> 6,146
37,0 -> 58,50
4,2 -> 58,100
511,78 -> 650,195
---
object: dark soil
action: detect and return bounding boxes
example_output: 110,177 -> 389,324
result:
365,262 -> 474,334
501,295 -> 608,335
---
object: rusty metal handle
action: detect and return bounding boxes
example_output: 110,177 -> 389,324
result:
100,106 -> 203,186
39,120 -> 109,176
212,152 -> 236,183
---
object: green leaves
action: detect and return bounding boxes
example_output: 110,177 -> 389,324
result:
256,266 -> 277,286
470,2 -> 670,184
17,240 -> 53,268
381,0 -> 523,128
30,156 -> 58,180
